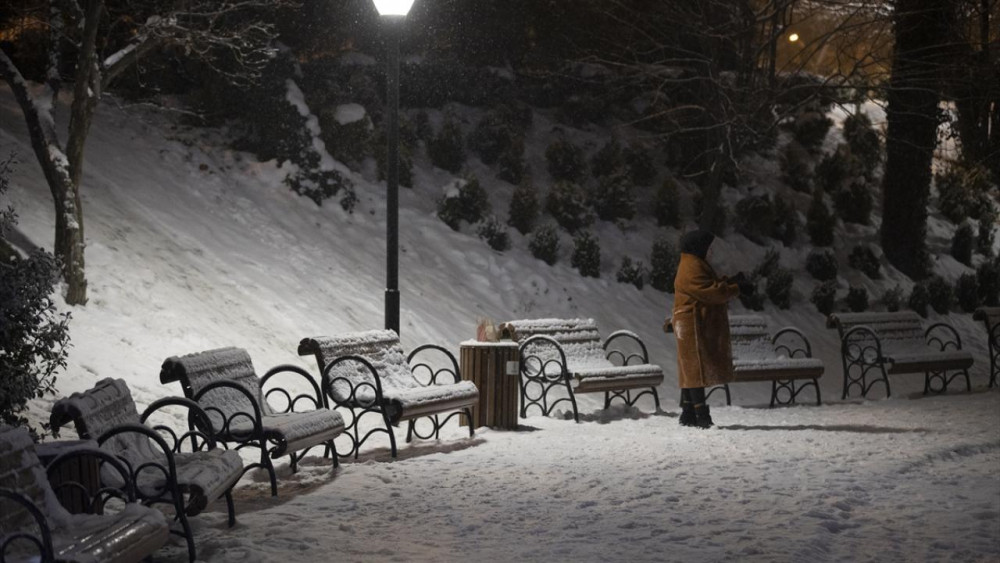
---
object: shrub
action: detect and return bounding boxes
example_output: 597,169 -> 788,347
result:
978,259 -> 1000,306
477,216 -> 510,252
766,268 -> 794,309
881,285 -> 903,312
414,110 -> 432,140
935,160 -> 996,224
545,137 -> 586,182
927,276 -> 953,314
655,177 -> 681,228
811,281 -> 838,316
842,112 -> 881,177
793,111 -> 833,151
815,144 -> 852,193
649,238 -> 680,292
546,181 -> 593,233
807,190 -> 835,246
692,193 -> 729,236
951,223 -> 974,266
908,283 -> 930,317
780,141 -> 812,193
428,116 -> 466,173
571,231 -> 601,278
468,106 -> 522,165
318,106 -> 372,170
846,286 -> 869,312
624,143 -> 656,187
529,225 -> 560,265
285,159 -> 358,211
739,281 -> 766,311
437,175 -> 491,230
616,257 -> 646,290
979,220 -> 996,258
752,248 -> 782,280
0,156 -> 71,436
771,195 -> 798,246
833,178 -> 873,225
806,249 -> 838,281
955,273 -> 980,312
507,178 -> 539,235
848,245 -> 881,279
590,173 -> 636,222
497,139 -> 526,184
734,194 -> 775,245
590,139 -> 625,178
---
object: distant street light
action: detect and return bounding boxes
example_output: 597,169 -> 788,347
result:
373,0 -> 414,335
788,32 -> 800,43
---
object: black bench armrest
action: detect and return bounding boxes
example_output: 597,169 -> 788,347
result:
772,327 -> 813,358
604,330 -> 650,365
193,380 -> 265,443
260,364 -> 326,413
518,335 -> 570,381
46,446 -> 140,512
321,354 -> 388,409
840,325 -> 885,363
925,323 -> 963,351
97,423 -> 180,500
407,344 -> 461,385
0,488 -> 53,561
140,397 -> 219,453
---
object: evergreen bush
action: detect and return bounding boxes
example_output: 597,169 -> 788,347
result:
649,238 -> 680,292
935,160 -> 996,225
814,144 -> 852,193
805,249 -> 838,281
833,178 -> 873,225
806,190 -> 835,246
846,285 -> 869,312
496,139 -> 526,184
843,113 -> 881,177
590,139 -> 625,178
624,143 -> 656,187
507,178 -> 539,235
734,194 -> 775,245
739,281 -> 766,311
908,283 -> 930,317
545,137 -> 586,182
546,181 -> 593,233
780,141 -> 812,193
529,225 -> 560,265
792,111 -> 833,151
811,281 -> 838,316
428,116 -> 467,174
951,223 -> 974,266
927,276 -> 953,314
467,106 -> 521,165
848,244 -> 881,279
979,220 -> 996,258
655,177 -> 681,228
766,268 -> 794,309
752,248 -> 782,280
977,259 -> 1000,306
590,173 -> 636,222
955,273 -> 980,313
571,231 -> 601,278
771,195 -> 798,246
477,216 -> 510,252
881,285 -> 903,312
616,257 -> 646,290
437,175 -> 491,230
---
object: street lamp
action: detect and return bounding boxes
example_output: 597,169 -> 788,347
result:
373,0 -> 414,335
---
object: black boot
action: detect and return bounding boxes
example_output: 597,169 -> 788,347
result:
694,404 -> 713,429
679,402 -> 696,426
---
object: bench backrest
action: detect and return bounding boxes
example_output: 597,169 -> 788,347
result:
728,315 -> 776,362
500,318 -> 611,371
160,347 -> 273,427
0,425 -> 70,536
974,307 -> 1000,333
298,330 -> 418,404
49,378 -> 160,467
827,312 -> 925,353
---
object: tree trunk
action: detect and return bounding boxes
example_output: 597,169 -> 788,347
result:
880,0 -> 949,279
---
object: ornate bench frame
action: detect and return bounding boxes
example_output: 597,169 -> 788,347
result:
974,307 -> 999,388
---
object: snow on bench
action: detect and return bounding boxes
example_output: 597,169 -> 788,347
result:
1,424 -> 170,563
728,315 -> 824,407
973,307 -> 1000,388
298,330 -> 479,458
827,311 -> 974,399
159,347 -> 346,496
49,377 -> 245,562
499,318 -> 663,421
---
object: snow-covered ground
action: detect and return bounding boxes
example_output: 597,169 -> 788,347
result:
1,85 -> 998,562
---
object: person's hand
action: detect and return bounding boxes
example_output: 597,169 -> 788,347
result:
732,271 -> 749,284
736,277 -> 756,296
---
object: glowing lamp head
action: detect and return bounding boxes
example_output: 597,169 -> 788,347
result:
788,33 -> 800,43
373,0 -> 414,16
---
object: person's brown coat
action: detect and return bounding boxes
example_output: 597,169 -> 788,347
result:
670,253 -> 740,389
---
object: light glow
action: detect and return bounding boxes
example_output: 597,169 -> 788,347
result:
788,33 -> 800,43
372,0 -> 414,16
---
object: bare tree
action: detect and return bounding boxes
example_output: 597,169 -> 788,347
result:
0,0 -> 289,305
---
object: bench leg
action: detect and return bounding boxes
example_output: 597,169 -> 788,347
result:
464,407 -> 475,437
704,384 -> 730,406
225,489 -> 236,527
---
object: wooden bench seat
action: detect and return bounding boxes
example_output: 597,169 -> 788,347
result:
1,425 -> 170,563
499,318 -> 663,421
973,307 -> 999,388
827,311 -> 974,399
299,330 -> 478,458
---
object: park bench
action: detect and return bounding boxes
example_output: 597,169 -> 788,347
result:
827,311 -> 974,399
499,318 -> 663,422
1,424 -> 170,563
663,315 -> 824,407
973,307 -> 999,388
298,330 -> 479,458
159,347 -> 346,497
49,377 -> 244,562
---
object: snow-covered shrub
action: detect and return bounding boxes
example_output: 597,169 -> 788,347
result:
780,141 -> 812,193
955,273 -> 980,313
833,178 -> 873,225
545,137 -> 586,183
815,144 -> 851,194
529,225 -> 560,265
468,104 -> 525,165
616,257 -> 646,290
927,276 -> 953,314
849,245 -> 881,279
979,221 -> 996,258
649,238 -> 680,292
0,156 -> 70,437
497,139 -> 526,184
977,259 -> 1000,306
807,190 -> 835,246
792,111 -> 833,152
571,231 -> 601,278
806,249 -> 838,281
655,177 -> 681,228
507,178 -> 538,235
477,216 -> 510,252
285,156 -> 357,211
771,195 -> 798,246
811,281 -> 838,316
951,223 -> 974,266
766,268 -> 794,309
908,283 -> 930,317
590,173 -> 636,222
318,106 -> 372,170
546,181 -> 593,233
881,285 -> 904,312
429,116 -> 466,174
752,248 -> 781,280
843,113 -> 881,177
935,160 -> 995,225
734,195 -> 775,245
624,143 -> 656,187
846,286 -> 869,312
739,280 -> 766,311
437,175 -> 491,231
590,139 -> 625,178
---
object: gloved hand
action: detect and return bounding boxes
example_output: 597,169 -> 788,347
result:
736,276 -> 756,297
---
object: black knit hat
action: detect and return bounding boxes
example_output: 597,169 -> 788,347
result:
680,230 -> 715,260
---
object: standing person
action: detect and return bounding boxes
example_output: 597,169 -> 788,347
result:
669,230 -> 748,428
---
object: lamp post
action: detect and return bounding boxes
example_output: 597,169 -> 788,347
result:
373,0 -> 414,335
